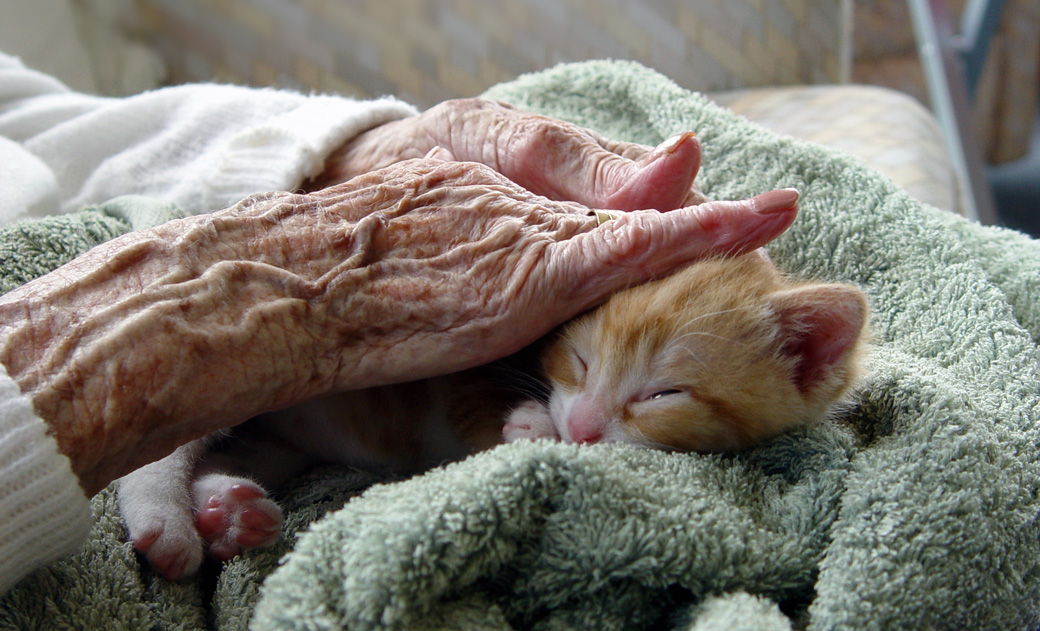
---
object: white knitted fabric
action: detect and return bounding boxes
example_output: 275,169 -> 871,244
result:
0,52 -> 419,216
0,362 -> 91,595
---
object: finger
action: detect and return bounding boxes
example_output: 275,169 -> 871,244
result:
424,146 -> 455,161
601,133 -> 706,210
549,188 -> 800,312
596,134 -> 712,206
596,136 -> 655,162
504,125 -> 703,212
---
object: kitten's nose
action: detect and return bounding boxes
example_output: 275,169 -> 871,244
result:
567,400 -> 606,444
569,424 -> 603,444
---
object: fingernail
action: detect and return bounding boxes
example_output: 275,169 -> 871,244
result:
751,188 -> 799,214
424,146 -> 452,160
646,131 -> 697,163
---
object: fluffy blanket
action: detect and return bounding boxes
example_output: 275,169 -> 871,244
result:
3,60 -> 1040,631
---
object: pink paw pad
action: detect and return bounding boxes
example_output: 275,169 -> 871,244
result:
195,482 -> 283,562
131,528 -> 201,581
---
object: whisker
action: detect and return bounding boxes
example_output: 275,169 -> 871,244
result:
678,346 -> 709,370
479,362 -> 551,400
673,306 -> 755,334
672,330 -> 750,348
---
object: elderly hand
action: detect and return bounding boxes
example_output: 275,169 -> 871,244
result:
307,98 -> 710,211
0,157 -> 796,495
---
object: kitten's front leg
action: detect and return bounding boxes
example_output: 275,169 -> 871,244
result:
117,440 -> 210,580
503,400 -> 560,443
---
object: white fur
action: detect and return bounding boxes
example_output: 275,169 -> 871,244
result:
117,440 -> 209,579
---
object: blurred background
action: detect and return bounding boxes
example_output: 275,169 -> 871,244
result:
2,0 -> 1037,232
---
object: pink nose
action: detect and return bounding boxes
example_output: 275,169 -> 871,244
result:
567,399 -> 605,444
569,423 -> 603,444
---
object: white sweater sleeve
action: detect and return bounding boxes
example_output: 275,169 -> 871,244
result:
0,52 -> 419,215
0,363 -> 92,595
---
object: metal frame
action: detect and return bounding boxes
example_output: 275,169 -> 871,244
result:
907,0 -> 1002,224
958,0 -> 1009,95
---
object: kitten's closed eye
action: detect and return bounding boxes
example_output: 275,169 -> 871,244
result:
573,353 -> 588,380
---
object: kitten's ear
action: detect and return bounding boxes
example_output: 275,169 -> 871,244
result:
768,284 -> 868,394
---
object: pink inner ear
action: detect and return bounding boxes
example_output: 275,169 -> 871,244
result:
772,285 -> 867,392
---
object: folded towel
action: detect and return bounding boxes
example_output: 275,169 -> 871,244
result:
3,61 -> 1040,631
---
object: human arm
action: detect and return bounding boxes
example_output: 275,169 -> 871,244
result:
0,158 -> 799,498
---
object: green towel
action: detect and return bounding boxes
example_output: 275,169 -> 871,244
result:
3,60 -> 1040,630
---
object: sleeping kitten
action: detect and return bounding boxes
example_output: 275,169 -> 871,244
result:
118,251 -> 868,579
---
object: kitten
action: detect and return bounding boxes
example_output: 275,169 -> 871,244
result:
117,251 -> 868,579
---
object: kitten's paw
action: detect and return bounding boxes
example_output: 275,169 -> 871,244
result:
503,400 -> 560,442
127,513 -> 205,580
193,476 -> 283,562
117,438 -> 217,580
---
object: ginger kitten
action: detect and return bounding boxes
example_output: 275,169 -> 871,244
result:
118,252 -> 868,579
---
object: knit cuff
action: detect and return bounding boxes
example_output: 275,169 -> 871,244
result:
202,95 -> 419,212
0,363 -> 91,595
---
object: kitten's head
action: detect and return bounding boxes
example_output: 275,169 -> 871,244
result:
542,252 -> 868,451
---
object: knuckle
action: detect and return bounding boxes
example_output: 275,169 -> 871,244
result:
529,117 -> 571,147
429,97 -> 499,124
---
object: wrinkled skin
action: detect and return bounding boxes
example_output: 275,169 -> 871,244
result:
308,98 -> 711,210
0,104 -> 798,496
